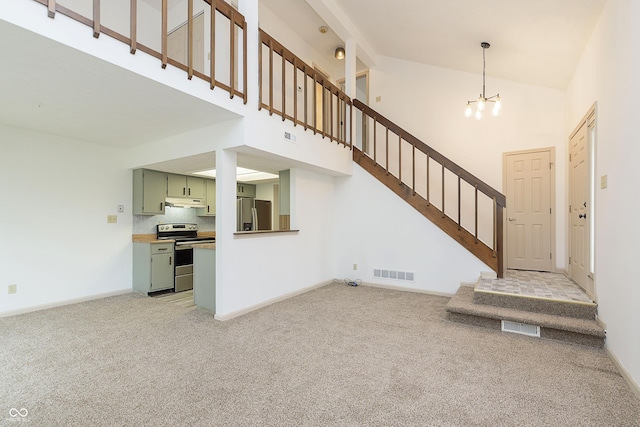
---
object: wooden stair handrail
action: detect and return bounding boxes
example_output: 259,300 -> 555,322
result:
353,99 -> 505,207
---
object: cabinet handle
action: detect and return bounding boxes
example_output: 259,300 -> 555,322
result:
207,205 -> 210,213
188,188 -> 191,196
160,202 -> 163,211
169,256 -> 172,265
183,187 -> 186,195
158,248 -> 167,251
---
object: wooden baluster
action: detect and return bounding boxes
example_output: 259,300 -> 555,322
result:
474,185 -> 478,243
242,20 -> 247,104
398,134 -> 402,183
210,1 -> 216,90
281,49 -> 285,121
385,127 -> 389,175
268,40 -> 273,115
303,65 -> 308,130
349,102 -> 352,149
361,109 -> 366,154
187,0 -> 193,80
412,143 -> 416,195
130,0 -> 137,54
457,175 -> 461,230
293,59 -> 297,126
161,0 -> 167,69
441,162 -> 445,218
373,117 -> 377,163
48,0 -> 56,18
492,196 -> 497,257
229,9 -> 235,98
426,153 -> 430,206
93,0 -> 100,38
312,72 -> 317,134
331,90 -> 335,143
496,204 -> 504,278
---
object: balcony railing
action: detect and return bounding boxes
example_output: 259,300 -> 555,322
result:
37,0 -> 247,102
258,29 -> 352,149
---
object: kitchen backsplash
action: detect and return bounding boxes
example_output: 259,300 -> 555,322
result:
133,206 -> 215,234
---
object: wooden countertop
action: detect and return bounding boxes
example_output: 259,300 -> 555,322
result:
132,231 -> 216,243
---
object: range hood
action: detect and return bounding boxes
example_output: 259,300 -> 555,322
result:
164,197 -> 206,208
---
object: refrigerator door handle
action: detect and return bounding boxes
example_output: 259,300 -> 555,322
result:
251,207 -> 258,231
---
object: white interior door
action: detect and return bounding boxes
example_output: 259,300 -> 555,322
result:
569,122 -> 590,291
505,149 -> 553,271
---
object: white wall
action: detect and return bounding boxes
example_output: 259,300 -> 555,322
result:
566,0 -> 640,392
215,168 -> 336,317
367,56 -> 568,269
332,164 -> 489,294
0,124 -> 132,315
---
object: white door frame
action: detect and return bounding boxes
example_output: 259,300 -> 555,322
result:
502,147 -> 556,272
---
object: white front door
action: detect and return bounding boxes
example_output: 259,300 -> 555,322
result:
505,149 -> 553,271
569,121 -> 590,292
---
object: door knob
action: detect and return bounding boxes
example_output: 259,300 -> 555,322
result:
579,213 -> 587,219
508,217 -> 516,221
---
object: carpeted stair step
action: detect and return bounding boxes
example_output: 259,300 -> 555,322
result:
446,286 -> 605,348
473,287 -> 597,320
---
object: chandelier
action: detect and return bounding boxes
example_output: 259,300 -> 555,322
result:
465,42 -> 501,119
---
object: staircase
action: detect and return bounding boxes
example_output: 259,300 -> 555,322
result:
446,271 -> 605,347
352,99 -> 505,277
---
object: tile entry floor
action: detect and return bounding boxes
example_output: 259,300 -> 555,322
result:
476,270 -> 594,303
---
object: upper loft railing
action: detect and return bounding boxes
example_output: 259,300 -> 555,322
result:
353,99 -> 505,277
258,29 -> 352,149
36,0 -> 247,102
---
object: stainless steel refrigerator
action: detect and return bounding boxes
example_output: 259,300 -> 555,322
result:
237,198 -> 272,231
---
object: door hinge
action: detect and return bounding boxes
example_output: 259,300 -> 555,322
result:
569,154 -> 572,161
550,253 -> 552,260
569,256 -> 572,264
569,205 -> 572,213
550,208 -> 552,214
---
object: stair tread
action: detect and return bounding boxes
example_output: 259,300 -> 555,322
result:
446,286 -> 605,337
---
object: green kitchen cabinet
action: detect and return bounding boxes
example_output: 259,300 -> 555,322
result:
133,242 -> 174,294
168,174 -> 206,199
237,183 -> 256,198
197,179 -> 216,217
133,169 -> 167,215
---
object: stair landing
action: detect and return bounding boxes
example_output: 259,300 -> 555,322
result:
446,270 -> 605,347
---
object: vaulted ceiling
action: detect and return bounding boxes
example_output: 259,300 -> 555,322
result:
262,0 -> 608,89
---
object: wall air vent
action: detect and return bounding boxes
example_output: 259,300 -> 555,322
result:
501,320 -> 540,337
373,269 -> 415,282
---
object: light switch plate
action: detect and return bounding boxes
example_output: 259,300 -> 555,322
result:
8,284 -> 16,294
600,174 -> 607,189
107,215 -> 117,224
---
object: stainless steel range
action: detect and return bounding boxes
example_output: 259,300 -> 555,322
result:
156,223 -> 215,292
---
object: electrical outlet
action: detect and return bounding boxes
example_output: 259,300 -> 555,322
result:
8,284 -> 16,294
107,215 -> 117,224
376,96 -> 382,102
353,263 -> 358,270
117,205 -> 124,213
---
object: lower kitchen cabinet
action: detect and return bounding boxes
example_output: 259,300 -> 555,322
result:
133,242 -> 174,294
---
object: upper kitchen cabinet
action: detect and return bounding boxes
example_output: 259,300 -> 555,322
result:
133,169 -> 167,215
167,174 -> 206,199
197,179 -> 216,217
237,183 -> 256,198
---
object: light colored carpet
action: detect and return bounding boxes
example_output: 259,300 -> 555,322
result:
1,283 -> 638,426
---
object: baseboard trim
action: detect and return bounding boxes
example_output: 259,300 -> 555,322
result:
214,280 -> 331,321
359,281 -> 455,298
605,344 -> 640,401
0,289 -> 132,318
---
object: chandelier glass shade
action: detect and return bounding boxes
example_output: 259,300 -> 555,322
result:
465,42 -> 501,119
